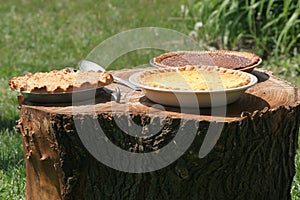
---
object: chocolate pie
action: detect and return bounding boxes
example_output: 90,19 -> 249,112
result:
152,50 -> 262,72
137,65 -> 251,91
9,68 -> 113,93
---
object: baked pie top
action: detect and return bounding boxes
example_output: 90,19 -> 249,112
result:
9,68 -> 113,93
137,65 -> 251,91
153,50 -> 261,71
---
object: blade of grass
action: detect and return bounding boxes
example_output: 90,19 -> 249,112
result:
275,11 -> 300,55
266,0 -> 276,19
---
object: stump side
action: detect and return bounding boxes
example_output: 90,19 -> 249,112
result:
18,104 -> 300,200
17,107 -> 63,200
17,69 -> 300,199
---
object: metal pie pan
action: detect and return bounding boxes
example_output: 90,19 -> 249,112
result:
17,87 -> 104,104
149,50 -> 262,73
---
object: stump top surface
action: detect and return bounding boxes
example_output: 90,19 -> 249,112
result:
22,68 -> 300,122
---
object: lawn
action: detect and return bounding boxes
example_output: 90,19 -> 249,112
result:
0,0 -> 299,199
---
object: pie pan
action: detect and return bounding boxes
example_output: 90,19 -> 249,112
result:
129,66 -> 258,107
150,50 -> 262,72
9,68 -> 114,104
16,87 -> 105,104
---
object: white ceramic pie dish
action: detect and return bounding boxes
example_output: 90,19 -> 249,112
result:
129,68 -> 258,108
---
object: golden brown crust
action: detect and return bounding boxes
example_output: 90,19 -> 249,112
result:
153,50 -> 261,70
9,69 -> 113,93
138,65 -> 251,91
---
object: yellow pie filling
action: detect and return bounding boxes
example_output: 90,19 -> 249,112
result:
139,66 -> 251,91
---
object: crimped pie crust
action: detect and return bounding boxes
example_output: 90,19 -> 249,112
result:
153,50 -> 261,70
9,68 -> 113,93
137,65 -> 251,91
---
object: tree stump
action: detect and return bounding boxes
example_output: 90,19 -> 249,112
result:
17,68 -> 300,200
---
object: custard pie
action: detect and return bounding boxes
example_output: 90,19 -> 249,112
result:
152,50 -> 261,71
137,65 -> 251,91
9,68 -> 113,93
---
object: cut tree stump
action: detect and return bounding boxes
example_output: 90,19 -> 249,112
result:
16,68 -> 300,200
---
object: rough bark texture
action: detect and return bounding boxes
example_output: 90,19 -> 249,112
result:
16,69 -> 300,200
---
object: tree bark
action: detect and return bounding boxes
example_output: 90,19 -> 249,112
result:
16,68 -> 300,200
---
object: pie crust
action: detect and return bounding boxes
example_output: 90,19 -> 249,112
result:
137,65 -> 251,91
9,68 -> 113,93
153,50 -> 261,71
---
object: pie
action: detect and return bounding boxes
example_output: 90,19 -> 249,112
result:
137,65 -> 251,91
9,68 -> 113,93
152,50 -> 261,71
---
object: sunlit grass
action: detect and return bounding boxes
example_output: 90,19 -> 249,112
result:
0,79 -> 19,130
0,129 -> 25,200
0,0 -> 186,79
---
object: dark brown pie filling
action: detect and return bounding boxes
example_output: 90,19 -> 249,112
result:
154,50 -> 261,70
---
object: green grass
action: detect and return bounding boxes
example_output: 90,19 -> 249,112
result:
292,140 -> 300,200
0,129 -> 25,200
0,80 -> 19,129
180,0 -> 300,59
0,0 -> 300,199
260,54 -> 300,87
0,0 -> 186,79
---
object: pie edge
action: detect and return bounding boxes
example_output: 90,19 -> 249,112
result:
152,50 -> 261,70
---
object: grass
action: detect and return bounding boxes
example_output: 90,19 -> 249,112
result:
0,0 -> 299,199
0,129 -> 25,200
292,141 -> 300,200
0,0 -> 187,78
180,0 -> 300,59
